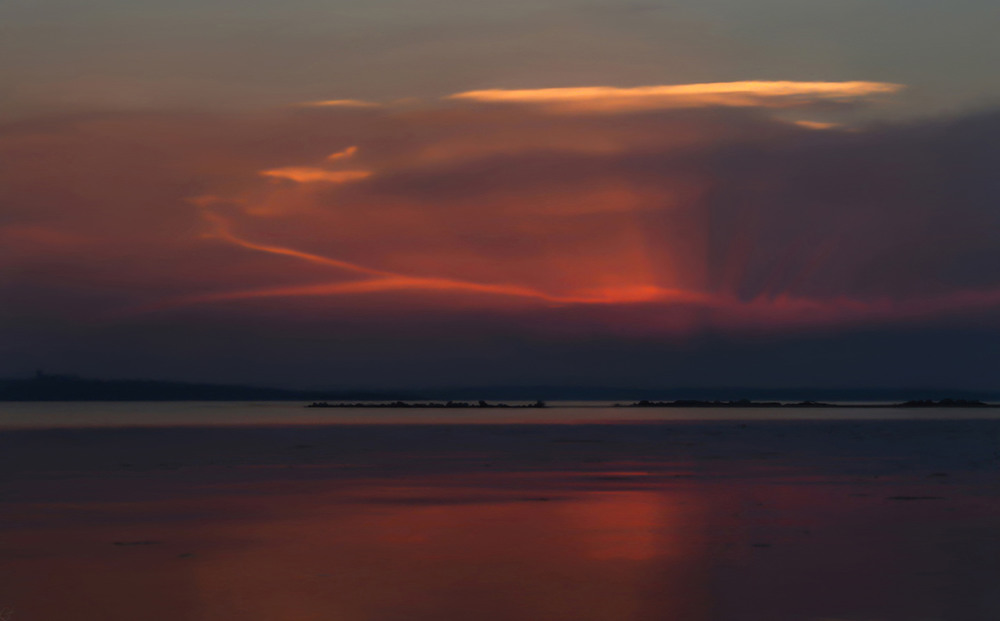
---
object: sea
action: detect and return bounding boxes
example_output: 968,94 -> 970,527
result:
2,402 -> 999,620
3,400 -> 1000,428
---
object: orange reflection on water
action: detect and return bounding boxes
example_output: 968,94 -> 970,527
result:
182,481 -> 708,621
3,457 -> 996,621
560,490 -> 680,561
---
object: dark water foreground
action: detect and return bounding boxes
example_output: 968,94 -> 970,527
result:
1,418 -> 998,621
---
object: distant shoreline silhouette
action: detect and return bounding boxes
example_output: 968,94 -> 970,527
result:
0,372 -> 400,402
2,373 -> 997,405
621,398 -> 996,409
307,400 -> 547,409
306,398 -> 996,409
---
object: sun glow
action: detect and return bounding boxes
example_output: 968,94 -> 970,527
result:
180,213 -> 700,309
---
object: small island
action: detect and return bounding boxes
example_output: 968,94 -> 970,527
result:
620,398 -> 994,408
306,400 -> 547,409
304,398 -> 997,409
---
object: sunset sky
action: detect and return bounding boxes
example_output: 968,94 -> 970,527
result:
3,0 -> 1000,390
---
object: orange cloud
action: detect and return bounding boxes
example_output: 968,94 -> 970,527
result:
172,279 -> 706,308
7,97 -> 1000,388
258,167 -> 372,184
447,81 -> 904,113
792,120 -> 841,130
183,205 -> 1000,329
8,92 -> 1000,342
151,92 -> 999,331
297,99 -> 382,108
326,145 -> 359,161
180,212 -> 705,311
201,212 -> 389,277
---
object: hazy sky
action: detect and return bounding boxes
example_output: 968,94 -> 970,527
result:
4,0 -> 1000,118
3,0 -> 1000,389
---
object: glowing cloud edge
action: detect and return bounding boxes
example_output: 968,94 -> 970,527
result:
447,81 -> 905,113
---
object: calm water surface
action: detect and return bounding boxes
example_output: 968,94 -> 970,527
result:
4,400 -> 1000,427
0,403 -> 998,620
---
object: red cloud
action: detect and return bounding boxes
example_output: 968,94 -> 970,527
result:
3,96 -> 1000,340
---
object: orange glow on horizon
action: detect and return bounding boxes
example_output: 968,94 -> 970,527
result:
174,211 -> 704,311
14,83 -> 995,334
163,179 -> 1000,328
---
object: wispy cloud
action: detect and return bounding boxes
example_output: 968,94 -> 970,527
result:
326,146 -> 359,161
6,88 -> 1000,338
186,212 -> 701,309
297,99 -> 383,108
791,120 -> 841,130
259,167 -> 372,184
448,81 -> 904,113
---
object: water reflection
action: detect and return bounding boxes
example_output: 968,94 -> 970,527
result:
1,421 -> 998,620
182,483 -> 707,621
